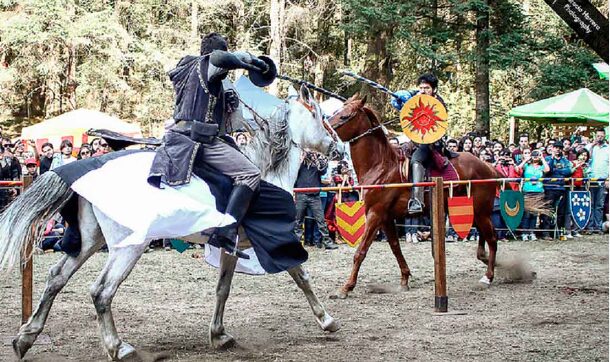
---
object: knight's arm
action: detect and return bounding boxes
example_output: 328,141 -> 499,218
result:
208,50 -> 269,74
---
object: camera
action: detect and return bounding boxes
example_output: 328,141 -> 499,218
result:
531,150 -> 541,157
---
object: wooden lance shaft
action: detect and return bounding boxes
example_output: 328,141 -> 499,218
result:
277,74 -> 347,101
21,175 -> 33,324
340,70 -> 400,99
431,177 -> 448,313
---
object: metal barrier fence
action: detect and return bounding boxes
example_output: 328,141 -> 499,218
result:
293,177 -> 607,194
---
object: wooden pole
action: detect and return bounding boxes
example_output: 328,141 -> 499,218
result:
431,177 -> 448,313
21,175 -> 34,325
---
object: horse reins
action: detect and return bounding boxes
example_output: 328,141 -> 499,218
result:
332,110 -> 400,144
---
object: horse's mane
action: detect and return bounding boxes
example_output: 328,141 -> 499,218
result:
245,102 -> 291,178
362,105 -> 381,126
358,102 -> 400,164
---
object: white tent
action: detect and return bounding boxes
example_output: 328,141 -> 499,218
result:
21,109 -> 142,151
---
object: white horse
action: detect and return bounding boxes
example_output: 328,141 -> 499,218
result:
0,85 -> 342,360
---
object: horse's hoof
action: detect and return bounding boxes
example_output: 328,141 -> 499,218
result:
320,316 -> 341,333
12,337 -> 26,360
479,275 -> 492,287
330,288 -> 350,299
117,342 -> 137,360
12,334 -> 35,359
210,332 -> 236,350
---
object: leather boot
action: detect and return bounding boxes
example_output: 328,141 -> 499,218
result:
408,162 -> 425,214
207,185 -> 255,259
321,238 -> 338,250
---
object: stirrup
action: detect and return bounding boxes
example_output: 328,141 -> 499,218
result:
207,233 -> 250,259
407,199 -> 423,214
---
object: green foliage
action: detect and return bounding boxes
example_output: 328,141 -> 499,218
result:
0,0 -> 607,139
341,0 -> 416,37
531,44 -> 608,100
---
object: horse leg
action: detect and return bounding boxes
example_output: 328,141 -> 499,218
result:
209,252 -> 239,349
334,211 -> 382,299
90,243 -> 147,360
475,214 -> 498,286
383,220 -> 411,289
13,199 -> 104,359
288,265 -> 340,332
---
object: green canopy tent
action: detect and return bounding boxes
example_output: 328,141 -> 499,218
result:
592,63 -> 609,80
507,88 -> 609,143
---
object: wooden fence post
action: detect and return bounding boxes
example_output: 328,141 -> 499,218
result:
431,177 -> 448,313
21,175 -> 34,325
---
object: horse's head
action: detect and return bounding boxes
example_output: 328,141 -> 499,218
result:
327,94 -> 378,143
287,85 -> 342,159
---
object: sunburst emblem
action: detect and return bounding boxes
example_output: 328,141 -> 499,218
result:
403,98 -> 443,136
400,95 -> 448,144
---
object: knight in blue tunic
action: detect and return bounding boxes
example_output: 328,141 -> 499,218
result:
391,73 -> 452,214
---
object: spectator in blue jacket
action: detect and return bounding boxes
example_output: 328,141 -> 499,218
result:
586,128 -> 609,234
294,151 -> 338,250
540,143 -> 573,239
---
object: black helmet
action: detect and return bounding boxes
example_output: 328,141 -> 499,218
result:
200,32 -> 228,55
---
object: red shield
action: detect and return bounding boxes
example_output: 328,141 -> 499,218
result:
447,196 -> 474,239
335,200 -> 366,247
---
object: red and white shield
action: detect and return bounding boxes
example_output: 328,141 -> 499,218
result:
447,196 -> 474,239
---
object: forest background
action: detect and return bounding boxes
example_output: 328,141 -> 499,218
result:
0,0 -> 608,140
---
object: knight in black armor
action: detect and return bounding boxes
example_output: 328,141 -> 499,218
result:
391,73 -> 449,214
158,32 -> 277,259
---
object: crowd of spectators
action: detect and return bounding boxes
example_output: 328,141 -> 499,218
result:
445,128 -> 608,240
0,124 -> 606,255
0,130 -> 113,253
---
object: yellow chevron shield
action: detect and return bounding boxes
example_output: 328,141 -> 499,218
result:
335,200 -> 366,247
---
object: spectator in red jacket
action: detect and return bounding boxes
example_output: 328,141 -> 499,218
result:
493,149 -> 521,241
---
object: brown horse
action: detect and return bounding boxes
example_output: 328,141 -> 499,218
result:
328,95 -> 500,299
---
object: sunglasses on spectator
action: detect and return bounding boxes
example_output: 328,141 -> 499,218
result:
100,143 -> 108,147
80,151 -> 90,156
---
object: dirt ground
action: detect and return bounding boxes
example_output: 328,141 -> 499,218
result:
1,235 -> 608,362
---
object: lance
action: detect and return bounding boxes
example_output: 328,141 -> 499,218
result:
277,74 -> 347,101
339,70 -> 400,99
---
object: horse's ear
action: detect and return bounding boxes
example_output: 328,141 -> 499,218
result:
299,84 -> 313,106
359,94 -> 368,106
287,85 -> 298,98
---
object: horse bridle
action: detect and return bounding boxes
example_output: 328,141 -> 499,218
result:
287,94 -> 339,144
331,107 -> 398,144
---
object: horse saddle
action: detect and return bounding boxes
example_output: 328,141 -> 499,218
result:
87,129 -> 162,151
396,145 -> 459,185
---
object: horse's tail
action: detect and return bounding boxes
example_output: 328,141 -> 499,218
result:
0,172 -> 73,273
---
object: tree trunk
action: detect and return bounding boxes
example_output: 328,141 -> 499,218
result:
474,0 -> 490,137
268,0 -> 285,96
233,1 -> 248,80
362,30 -> 390,113
65,45 -> 77,111
191,1 -> 198,40
313,0 -> 333,102
313,55 -> 329,102
431,0 -> 439,71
